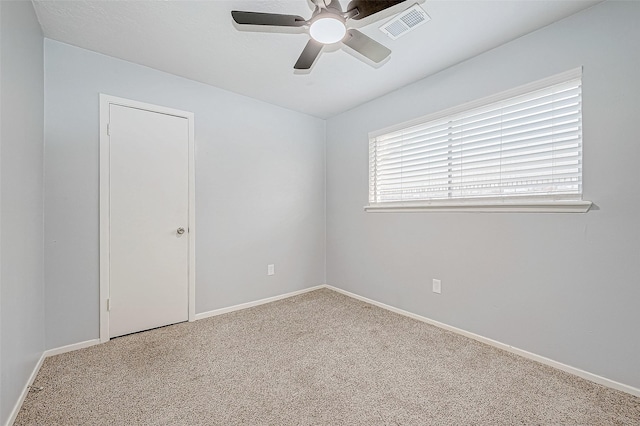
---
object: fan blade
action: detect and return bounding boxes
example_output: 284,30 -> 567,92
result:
231,11 -> 307,27
346,0 -> 407,21
343,29 -> 391,63
294,39 -> 324,70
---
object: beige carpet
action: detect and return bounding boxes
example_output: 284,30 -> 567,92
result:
15,288 -> 640,425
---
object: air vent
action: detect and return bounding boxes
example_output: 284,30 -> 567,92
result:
379,4 -> 431,40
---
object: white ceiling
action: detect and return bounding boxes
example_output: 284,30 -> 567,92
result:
32,0 -> 600,118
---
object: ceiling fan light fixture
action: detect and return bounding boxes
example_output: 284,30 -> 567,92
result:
309,17 -> 346,44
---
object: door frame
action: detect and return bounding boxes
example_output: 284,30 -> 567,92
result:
99,94 -> 196,343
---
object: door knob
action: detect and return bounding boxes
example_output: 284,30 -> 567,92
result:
177,227 -> 185,235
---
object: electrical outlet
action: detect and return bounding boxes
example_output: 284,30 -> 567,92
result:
267,264 -> 275,276
432,279 -> 441,294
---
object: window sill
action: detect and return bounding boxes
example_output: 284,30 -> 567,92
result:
364,200 -> 593,213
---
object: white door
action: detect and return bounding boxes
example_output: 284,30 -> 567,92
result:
108,104 -> 189,338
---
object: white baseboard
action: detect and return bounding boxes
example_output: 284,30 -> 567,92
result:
194,285 -> 326,321
43,338 -> 101,357
5,352 -> 45,426
5,339 -> 101,426
8,284 -> 325,425
7,283 -> 636,426
325,285 -> 640,398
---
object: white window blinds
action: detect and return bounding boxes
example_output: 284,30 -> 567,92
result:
369,69 -> 583,208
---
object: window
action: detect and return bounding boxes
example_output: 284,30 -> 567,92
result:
367,68 -> 592,213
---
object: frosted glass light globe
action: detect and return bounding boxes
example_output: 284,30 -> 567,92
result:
309,17 -> 346,44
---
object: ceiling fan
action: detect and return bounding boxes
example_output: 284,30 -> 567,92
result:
231,0 -> 408,70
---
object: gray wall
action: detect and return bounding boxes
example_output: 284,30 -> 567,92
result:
44,40 -> 326,349
326,1 -> 640,389
0,1 -> 45,424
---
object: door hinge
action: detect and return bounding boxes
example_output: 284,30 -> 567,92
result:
107,123 -> 110,136
107,298 -> 111,311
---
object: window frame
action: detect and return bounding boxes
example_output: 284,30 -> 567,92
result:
366,68 -> 592,213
